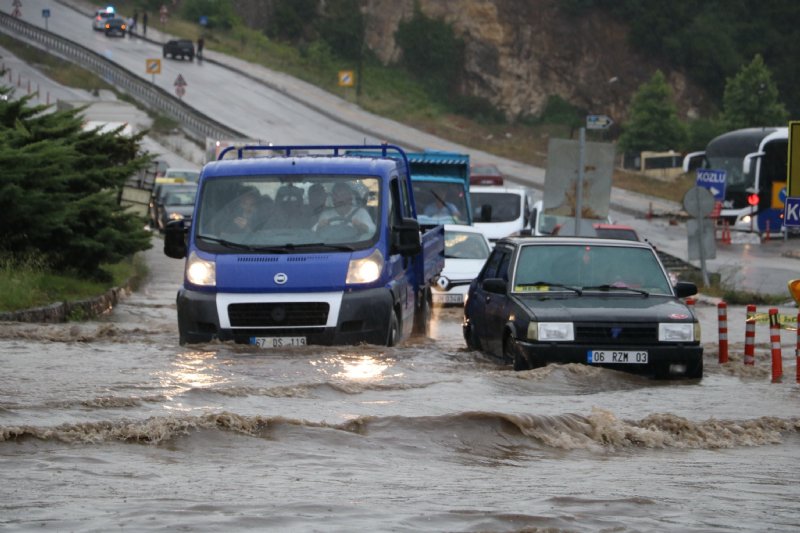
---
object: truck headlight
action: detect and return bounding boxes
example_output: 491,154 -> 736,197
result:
659,322 -> 695,342
527,322 -> 574,341
186,251 -> 216,286
346,249 -> 383,284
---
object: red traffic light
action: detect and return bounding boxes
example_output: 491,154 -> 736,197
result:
747,193 -> 759,206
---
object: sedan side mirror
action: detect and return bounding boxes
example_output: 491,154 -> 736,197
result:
482,278 -> 507,294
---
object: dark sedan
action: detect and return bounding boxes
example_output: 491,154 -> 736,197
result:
163,39 -> 195,61
104,17 -> 128,37
151,184 -> 197,232
463,236 -> 703,379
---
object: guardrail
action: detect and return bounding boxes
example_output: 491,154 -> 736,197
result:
0,10 -> 244,143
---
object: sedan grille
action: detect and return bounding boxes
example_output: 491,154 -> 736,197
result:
228,302 -> 329,327
576,323 -> 658,344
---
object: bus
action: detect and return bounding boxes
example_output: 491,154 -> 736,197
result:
683,127 -> 788,234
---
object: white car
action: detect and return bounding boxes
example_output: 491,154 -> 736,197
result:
432,224 -> 492,306
470,184 -> 536,245
92,7 -> 116,31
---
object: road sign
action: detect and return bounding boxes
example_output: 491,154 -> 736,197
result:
785,197 -> 800,227
174,74 -> 187,87
338,70 -> 354,88
146,59 -> 161,75
695,168 -> 726,202
175,86 -> 185,98
42,8 -> 50,17
683,185 -> 715,218
586,114 -> 613,130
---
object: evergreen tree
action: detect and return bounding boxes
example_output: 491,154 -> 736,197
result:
618,70 -> 687,155
722,54 -> 787,130
0,93 -> 152,280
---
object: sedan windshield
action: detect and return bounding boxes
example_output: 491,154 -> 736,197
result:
513,244 -> 672,295
194,175 -> 379,252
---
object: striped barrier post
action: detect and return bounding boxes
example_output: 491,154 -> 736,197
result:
796,311 -> 800,384
769,309 -> 782,383
718,302 -> 728,363
744,304 -> 756,366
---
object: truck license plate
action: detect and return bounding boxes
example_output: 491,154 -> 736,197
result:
251,336 -> 307,348
587,350 -> 648,364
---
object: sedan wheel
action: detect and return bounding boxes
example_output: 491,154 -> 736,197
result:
505,336 -> 529,371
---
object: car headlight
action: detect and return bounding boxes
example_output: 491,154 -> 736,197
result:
659,322 -> 696,342
168,212 -> 185,221
346,249 -> 383,284
186,251 -> 216,286
527,322 -> 574,341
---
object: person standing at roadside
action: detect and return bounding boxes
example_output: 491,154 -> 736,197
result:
197,36 -> 205,60
142,11 -> 148,35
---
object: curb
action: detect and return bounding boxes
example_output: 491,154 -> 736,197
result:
0,282 -> 132,324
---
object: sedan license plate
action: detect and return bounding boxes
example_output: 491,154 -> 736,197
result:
587,350 -> 648,364
251,336 -> 307,348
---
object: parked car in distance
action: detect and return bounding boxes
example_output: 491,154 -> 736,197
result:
463,236 -> 703,379
103,17 -> 127,37
470,184 -> 536,245
470,163 -> 504,186
162,168 -> 200,183
149,183 -> 197,230
163,39 -> 195,61
155,184 -> 198,232
92,7 -> 116,30
432,225 -> 492,306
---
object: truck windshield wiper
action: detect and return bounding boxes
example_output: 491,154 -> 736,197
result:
196,234 -> 257,251
583,284 -> 650,296
278,242 -> 357,251
516,281 -> 582,295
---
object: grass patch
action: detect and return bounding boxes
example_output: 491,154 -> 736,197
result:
0,254 -> 148,313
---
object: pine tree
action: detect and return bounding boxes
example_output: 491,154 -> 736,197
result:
0,93 -> 152,280
722,54 -> 787,130
618,70 -> 687,155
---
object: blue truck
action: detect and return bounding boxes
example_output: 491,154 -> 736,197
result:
163,144 -> 445,347
347,150 -> 472,227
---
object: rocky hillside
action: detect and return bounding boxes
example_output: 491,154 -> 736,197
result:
238,0 -> 712,125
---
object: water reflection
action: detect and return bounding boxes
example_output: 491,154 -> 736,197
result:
159,351 -> 227,393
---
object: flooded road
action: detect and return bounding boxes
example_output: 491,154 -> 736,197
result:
1,246 -> 799,532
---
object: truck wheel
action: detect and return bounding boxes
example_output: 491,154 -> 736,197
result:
412,288 -> 431,337
386,310 -> 399,347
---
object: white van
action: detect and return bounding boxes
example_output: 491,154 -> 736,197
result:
470,185 -> 535,244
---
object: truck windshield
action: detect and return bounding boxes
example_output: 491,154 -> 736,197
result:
470,191 -> 521,222
412,181 -> 470,225
194,175 -> 380,251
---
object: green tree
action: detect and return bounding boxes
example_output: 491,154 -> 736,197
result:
0,94 -> 152,280
722,54 -> 787,130
618,70 -> 687,155
395,3 -> 464,101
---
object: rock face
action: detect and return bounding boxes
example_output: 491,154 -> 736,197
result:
361,0 -> 709,122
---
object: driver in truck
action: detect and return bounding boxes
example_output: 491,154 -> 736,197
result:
314,182 -> 376,239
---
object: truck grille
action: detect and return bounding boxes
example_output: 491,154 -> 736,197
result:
575,323 -> 658,344
228,302 -> 329,327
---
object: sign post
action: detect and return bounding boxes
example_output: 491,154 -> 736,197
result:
42,8 -> 50,30
174,74 -> 187,99
683,185 -> 716,286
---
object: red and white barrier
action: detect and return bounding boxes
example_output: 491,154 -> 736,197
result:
717,302 -> 728,363
769,308 -> 782,383
744,304 -> 756,366
796,311 -> 800,384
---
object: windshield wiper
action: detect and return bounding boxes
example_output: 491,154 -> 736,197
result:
196,234 -> 256,251
279,242 -> 357,251
516,281 -> 582,295
583,284 -> 650,296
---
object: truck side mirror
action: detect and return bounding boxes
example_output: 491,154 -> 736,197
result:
392,217 -> 422,256
674,281 -> 698,298
164,220 -> 188,259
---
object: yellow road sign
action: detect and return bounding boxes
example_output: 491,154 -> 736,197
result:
338,70 -> 354,88
146,59 -> 162,75
788,121 -> 800,196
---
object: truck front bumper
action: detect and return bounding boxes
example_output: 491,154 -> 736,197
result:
177,287 -> 394,346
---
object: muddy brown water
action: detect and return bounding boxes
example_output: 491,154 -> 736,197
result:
1,247 -> 798,532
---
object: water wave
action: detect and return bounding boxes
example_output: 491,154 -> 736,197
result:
2,409 -> 797,450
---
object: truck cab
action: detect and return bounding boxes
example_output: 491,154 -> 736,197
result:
164,145 -> 444,347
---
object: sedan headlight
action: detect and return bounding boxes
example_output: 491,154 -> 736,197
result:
186,251 -> 216,286
659,322 -> 696,342
168,212 -> 185,221
346,249 -> 383,284
527,322 -> 574,341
